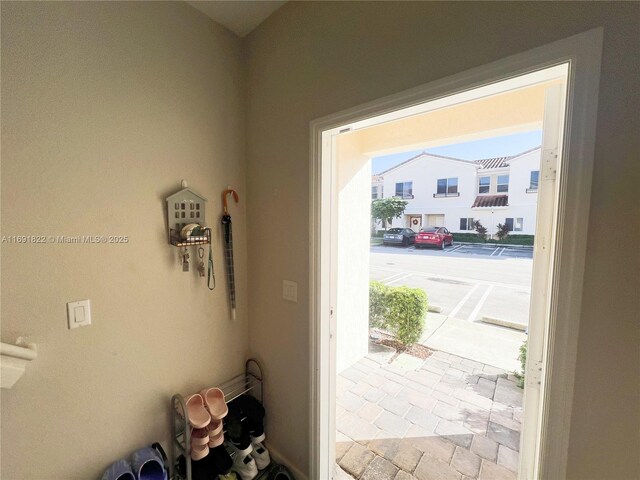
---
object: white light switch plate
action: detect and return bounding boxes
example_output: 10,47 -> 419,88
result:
67,300 -> 91,329
283,280 -> 297,303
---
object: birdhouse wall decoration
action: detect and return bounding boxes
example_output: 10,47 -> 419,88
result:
165,180 -> 209,247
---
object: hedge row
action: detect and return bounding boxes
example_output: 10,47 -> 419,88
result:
453,233 -> 535,246
369,281 -> 428,346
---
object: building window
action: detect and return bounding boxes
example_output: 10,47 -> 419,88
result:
460,217 -> 475,230
527,171 -> 539,192
395,182 -> 413,199
371,186 -> 378,200
505,217 -> 523,232
436,177 -> 458,195
478,176 -> 490,194
497,175 -> 509,193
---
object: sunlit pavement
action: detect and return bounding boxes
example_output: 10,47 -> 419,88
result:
336,349 -> 522,480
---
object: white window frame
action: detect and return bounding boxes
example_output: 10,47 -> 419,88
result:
436,177 -> 459,197
478,175 -> 491,194
395,181 -> 413,199
460,217 -> 475,231
505,217 -> 524,232
497,174 -> 510,193
528,170 -> 540,193
310,28 -> 602,480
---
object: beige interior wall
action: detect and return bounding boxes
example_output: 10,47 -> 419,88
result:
0,2 -> 247,479
244,2 -> 640,478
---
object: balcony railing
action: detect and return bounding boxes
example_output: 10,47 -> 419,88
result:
433,192 -> 460,198
526,187 -> 538,193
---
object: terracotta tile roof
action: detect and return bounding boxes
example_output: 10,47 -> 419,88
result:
472,194 -> 509,208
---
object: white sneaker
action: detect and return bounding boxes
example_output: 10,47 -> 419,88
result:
250,442 -> 270,470
232,452 -> 258,480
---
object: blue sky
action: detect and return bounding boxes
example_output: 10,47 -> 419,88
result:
372,130 -> 542,174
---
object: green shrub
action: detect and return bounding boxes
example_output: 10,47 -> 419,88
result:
452,232 -> 487,243
369,281 -> 389,329
474,220 -> 488,241
369,282 -> 428,347
451,233 -> 535,246
499,235 -> 535,246
496,223 -> 510,241
515,340 -> 527,389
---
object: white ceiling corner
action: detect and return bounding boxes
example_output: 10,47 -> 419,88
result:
186,1 -> 287,37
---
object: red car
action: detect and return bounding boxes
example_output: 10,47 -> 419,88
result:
415,226 -> 453,250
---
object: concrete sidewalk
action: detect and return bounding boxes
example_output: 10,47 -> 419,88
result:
419,313 -> 526,372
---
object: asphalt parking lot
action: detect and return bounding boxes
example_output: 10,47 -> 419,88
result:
370,243 -> 533,324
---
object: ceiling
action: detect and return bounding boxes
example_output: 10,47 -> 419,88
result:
186,1 -> 287,37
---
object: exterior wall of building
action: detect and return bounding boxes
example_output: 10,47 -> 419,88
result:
505,149 -> 541,235
336,134 -> 370,373
378,150 -> 541,235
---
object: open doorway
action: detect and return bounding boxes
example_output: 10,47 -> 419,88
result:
334,73 -> 566,480
310,29 -> 602,480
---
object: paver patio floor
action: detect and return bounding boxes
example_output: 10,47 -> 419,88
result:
336,349 -> 523,480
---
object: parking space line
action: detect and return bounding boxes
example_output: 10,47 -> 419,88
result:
449,283 -> 481,318
467,284 -> 494,322
386,273 -> 412,285
497,247 -> 506,257
381,272 -> 407,283
448,245 -> 464,253
489,247 -> 501,257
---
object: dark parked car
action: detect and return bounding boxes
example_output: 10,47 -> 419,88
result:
383,228 -> 416,246
415,226 -> 453,249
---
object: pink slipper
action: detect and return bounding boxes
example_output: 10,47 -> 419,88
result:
208,418 -> 223,437
199,387 -> 228,420
185,394 -> 211,429
191,443 -> 209,461
191,427 -> 209,446
208,430 -> 224,448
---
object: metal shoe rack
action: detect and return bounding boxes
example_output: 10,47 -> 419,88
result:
171,358 -> 264,480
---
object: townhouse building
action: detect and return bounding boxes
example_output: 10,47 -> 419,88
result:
374,147 -> 541,235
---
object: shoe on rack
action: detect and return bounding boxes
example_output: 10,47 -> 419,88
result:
218,472 -> 238,480
225,405 -> 251,453
191,443 -> 209,462
191,427 -> 210,446
185,394 -> 212,429
249,441 -> 270,470
209,444 -> 233,475
232,451 -> 258,480
200,387 -> 229,420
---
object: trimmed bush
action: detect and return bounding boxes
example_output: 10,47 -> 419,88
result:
452,233 -> 535,246
369,281 -> 428,347
369,281 -> 389,329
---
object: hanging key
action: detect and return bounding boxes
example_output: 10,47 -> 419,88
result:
182,252 -> 190,272
197,247 -> 205,277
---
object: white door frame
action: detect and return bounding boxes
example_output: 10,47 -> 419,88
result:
309,28 -> 602,480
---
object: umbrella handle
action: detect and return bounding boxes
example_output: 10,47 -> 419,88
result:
222,189 -> 239,215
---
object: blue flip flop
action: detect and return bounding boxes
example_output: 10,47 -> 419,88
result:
131,445 -> 168,480
101,459 -> 135,480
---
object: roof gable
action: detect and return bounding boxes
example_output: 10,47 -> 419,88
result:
166,187 -> 208,202
378,152 -> 476,176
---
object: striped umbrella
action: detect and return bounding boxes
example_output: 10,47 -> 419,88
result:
222,189 -> 239,320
